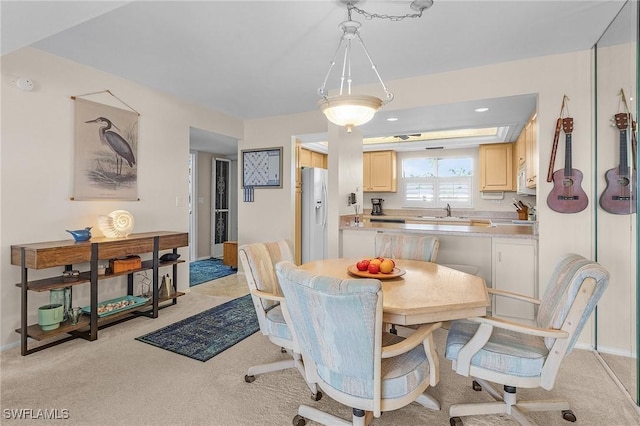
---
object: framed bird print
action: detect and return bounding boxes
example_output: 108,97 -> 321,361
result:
72,97 -> 139,200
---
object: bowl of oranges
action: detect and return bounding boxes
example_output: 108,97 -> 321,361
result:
347,257 -> 405,279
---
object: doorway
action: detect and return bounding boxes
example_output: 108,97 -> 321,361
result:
189,127 -> 239,261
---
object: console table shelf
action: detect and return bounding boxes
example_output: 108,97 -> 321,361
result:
11,231 -> 188,355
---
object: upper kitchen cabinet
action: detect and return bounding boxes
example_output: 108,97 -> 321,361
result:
299,147 -> 327,170
524,115 -> 538,188
478,143 -> 514,191
363,150 -> 397,192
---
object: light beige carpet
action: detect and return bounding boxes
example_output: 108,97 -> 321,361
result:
1,276 -> 638,426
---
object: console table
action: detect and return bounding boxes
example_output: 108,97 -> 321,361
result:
11,231 -> 188,355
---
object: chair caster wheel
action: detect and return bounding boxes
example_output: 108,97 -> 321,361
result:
450,416 -> 463,426
293,414 -> 306,426
562,410 -> 577,422
244,375 -> 255,383
311,391 -> 323,401
472,380 -> 482,391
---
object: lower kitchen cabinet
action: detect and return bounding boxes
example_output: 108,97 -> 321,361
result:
340,229 -> 377,258
491,238 -> 537,320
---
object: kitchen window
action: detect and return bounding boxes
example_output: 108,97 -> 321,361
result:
402,157 -> 473,208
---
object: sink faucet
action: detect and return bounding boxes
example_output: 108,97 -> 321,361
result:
445,203 -> 451,217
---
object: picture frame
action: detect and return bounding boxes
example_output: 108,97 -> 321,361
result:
72,98 -> 139,200
241,147 -> 283,188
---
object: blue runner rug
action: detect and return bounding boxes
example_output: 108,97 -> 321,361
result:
135,294 -> 258,362
190,257 -> 236,287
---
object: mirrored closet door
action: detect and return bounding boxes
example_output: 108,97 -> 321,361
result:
594,0 -> 638,405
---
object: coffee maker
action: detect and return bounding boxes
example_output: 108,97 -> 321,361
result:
371,198 -> 384,215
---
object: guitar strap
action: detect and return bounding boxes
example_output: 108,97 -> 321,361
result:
547,95 -> 570,182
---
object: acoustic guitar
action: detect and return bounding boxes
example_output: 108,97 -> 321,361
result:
600,113 -> 636,214
547,117 -> 589,213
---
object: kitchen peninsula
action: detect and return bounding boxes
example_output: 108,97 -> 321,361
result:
340,213 -> 538,321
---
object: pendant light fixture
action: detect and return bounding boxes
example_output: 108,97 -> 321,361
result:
317,1 -> 434,132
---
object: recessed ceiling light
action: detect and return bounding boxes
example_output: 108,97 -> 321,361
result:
386,117 -> 399,122
475,107 -> 489,112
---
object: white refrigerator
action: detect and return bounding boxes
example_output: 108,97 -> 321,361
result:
301,167 -> 328,263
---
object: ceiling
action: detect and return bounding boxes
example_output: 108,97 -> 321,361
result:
1,1 -> 627,155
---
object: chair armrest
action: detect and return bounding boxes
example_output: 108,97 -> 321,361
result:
454,317 -> 569,376
250,289 -> 285,304
382,322 -> 441,358
467,316 -> 569,339
488,288 -> 541,305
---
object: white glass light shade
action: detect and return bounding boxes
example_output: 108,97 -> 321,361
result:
318,94 -> 383,131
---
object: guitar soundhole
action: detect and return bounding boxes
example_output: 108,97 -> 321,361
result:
617,177 -> 630,187
562,178 -> 574,187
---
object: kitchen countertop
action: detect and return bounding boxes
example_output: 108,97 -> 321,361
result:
341,217 -> 537,240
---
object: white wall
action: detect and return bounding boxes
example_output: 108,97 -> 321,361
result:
0,48 -> 242,348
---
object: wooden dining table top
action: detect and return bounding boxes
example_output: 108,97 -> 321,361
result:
299,258 -> 490,326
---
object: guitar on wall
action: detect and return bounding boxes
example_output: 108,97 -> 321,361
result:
600,112 -> 636,214
547,117 -> 589,213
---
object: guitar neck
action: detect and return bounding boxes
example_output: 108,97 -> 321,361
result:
619,128 -> 629,173
564,133 -> 573,175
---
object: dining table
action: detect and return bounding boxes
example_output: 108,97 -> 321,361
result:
299,258 -> 490,326
299,257 -> 490,411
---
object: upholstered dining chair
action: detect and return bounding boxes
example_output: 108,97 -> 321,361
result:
374,233 -> 439,262
238,240 -> 320,401
276,260 -> 442,426
444,254 -> 609,425
375,232 -> 441,335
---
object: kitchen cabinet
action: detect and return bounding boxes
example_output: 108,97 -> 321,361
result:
340,229 -> 377,258
298,147 -> 327,170
363,150 -> 397,192
11,231 -> 188,355
515,128 -> 526,167
525,115 -> 538,188
478,143 -> 515,191
491,238 -> 537,321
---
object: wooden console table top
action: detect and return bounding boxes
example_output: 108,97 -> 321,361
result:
11,231 -> 188,269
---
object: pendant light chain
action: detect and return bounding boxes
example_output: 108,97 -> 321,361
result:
347,1 -> 430,22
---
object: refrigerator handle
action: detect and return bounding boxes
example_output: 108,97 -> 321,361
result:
321,179 -> 328,228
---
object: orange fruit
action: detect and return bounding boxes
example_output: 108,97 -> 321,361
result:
380,259 -> 394,274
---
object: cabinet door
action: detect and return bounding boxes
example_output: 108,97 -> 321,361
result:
479,143 -> 514,191
299,147 -> 312,168
311,151 -> 326,169
341,230 -> 377,258
366,151 -> 397,192
525,116 -> 537,188
492,238 -> 537,320
363,152 -> 372,191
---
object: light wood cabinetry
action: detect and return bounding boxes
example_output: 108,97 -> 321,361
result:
363,150 -> 397,192
491,238 -> 537,321
11,231 -> 188,355
515,129 -> 526,167
478,143 -> 514,191
525,115 -> 538,188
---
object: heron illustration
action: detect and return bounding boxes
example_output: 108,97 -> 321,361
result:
85,117 -> 136,175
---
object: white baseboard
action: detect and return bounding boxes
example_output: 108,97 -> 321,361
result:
596,345 -> 637,359
1,339 -> 22,353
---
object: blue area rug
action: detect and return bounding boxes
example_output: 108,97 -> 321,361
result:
190,257 -> 236,287
135,294 -> 258,362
